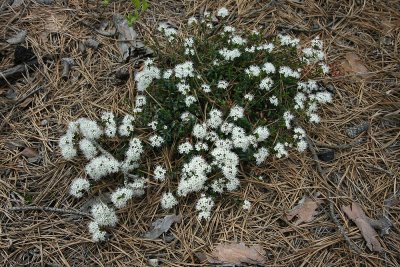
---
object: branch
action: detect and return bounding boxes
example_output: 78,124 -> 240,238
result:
9,206 -> 91,218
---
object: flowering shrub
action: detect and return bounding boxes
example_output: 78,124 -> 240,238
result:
59,7 -> 332,241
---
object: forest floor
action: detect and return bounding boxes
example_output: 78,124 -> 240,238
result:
0,0 -> 399,266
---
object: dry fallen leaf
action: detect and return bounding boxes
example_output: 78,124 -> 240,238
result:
21,147 -> 38,158
342,202 -> 383,252
286,196 -> 323,225
341,53 -> 370,77
207,242 -> 266,265
144,214 -> 182,239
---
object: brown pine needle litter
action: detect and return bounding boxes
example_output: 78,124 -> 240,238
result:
1,0 -> 399,266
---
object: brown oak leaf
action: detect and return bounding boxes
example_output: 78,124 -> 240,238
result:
207,242 -> 266,265
342,202 -> 383,252
286,196 -> 323,225
341,53 -> 370,78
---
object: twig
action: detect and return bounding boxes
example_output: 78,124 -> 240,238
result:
0,59 -> 38,82
9,206 -> 91,218
304,134 -> 362,253
313,138 -> 366,150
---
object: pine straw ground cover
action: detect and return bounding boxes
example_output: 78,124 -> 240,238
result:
0,0 -> 399,266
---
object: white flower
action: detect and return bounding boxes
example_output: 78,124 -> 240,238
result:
211,178 -> 225,193
178,141 -> 193,154
245,46 -> 256,53
231,126 -> 254,151
230,35 -> 247,45
207,109 -> 223,129
135,64 -> 161,92
135,95 -> 147,108
254,147 -> 269,165
119,115 -> 135,136
185,48 -> 195,56
274,142 -> 288,158
184,37 -> 194,47
79,138 -> 98,160
257,43 -> 275,52
70,178 -> 90,198
229,105 -> 244,121
85,155 -> 120,181
259,77 -> 274,90
243,200 -> 251,211
177,82 -> 190,95
296,139 -> 308,153
245,65 -> 261,77
154,165 -> 166,181
244,93 -> 254,101
201,84 -> 211,93
262,62 -> 276,74
294,127 -> 306,139
269,95 -> 279,106
124,137 -> 143,164
175,61 -> 195,79
319,63 -> 330,74
217,7 -> 229,18
158,23 -> 177,41
196,194 -> 214,220
78,118 -> 103,140
195,142 -> 209,151
127,178 -> 146,196
220,122 -> 234,134
185,95 -> 197,107
278,34 -> 300,47
279,66 -> 301,79
101,112 -> 116,137
88,221 -> 107,242
148,120 -> 158,131
163,69 -> 173,79
177,156 -> 211,196
309,113 -> 320,123
91,202 -> 118,227
218,48 -> 241,61
283,111 -> 294,129
254,126 -> 270,142
161,192 -> 178,209
193,123 -> 208,139
188,17 -> 198,26
217,80 -> 229,89
223,26 -> 236,33
111,187 -> 134,209
314,91 -> 332,104
294,92 -> 307,110
149,135 -> 164,147
59,133 -> 77,160
180,112 -> 193,122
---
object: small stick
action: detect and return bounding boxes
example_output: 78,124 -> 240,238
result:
313,138 -> 366,150
0,59 -> 37,82
9,206 -> 91,218
304,133 -> 362,253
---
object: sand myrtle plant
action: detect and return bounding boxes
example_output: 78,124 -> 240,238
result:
59,7 -> 332,241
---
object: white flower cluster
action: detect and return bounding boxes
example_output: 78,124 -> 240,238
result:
177,156 -> 211,196
184,37 -> 195,56
135,61 -> 161,92
217,7 -> 229,18
294,127 -> 308,153
154,165 -> 166,181
302,36 -> 325,65
279,66 -> 301,79
111,187 -> 134,209
161,192 -> 178,209
278,34 -> 300,47
196,194 -> 214,220
175,61 -> 195,79
88,202 -> 118,241
70,178 -> 90,198
243,200 -> 251,211
219,48 -> 241,61
157,23 -> 177,42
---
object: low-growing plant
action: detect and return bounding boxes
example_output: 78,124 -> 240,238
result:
103,0 -> 149,27
60,7 -> 332,241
